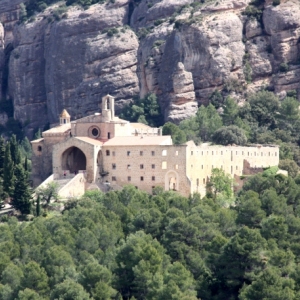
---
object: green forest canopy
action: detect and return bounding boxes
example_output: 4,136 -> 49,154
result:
1,172 -> 300,299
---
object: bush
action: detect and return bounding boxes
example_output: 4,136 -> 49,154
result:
279,62 -> 289,73
107,27 -> 119,37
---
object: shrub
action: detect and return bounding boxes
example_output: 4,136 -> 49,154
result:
154,19 -> 163,26
279,62 -> 289,73
244,61 -> 252,83
107,27 -> 119,37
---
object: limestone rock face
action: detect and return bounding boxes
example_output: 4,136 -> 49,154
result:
8,1 -> 139,132
0,0 -> 300,132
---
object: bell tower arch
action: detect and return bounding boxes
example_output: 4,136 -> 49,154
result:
101,94 -> 115,121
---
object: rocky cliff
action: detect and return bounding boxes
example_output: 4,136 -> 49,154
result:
0,0 -> 299,135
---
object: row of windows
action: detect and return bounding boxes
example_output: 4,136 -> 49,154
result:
192,150 -> 278,157
106,150 -> 179,157
111,176 -> 156,181
112,162 -> 173,170
106,149 -> 277,157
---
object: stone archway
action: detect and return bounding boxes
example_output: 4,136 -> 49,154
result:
61,146 -> 86,173
165,170 -> 179,191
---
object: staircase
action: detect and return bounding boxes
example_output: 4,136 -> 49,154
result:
54,178 -> 73,191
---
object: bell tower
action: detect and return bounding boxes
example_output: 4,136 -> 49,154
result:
59,109 -> 71,125
101,94 -> 115,122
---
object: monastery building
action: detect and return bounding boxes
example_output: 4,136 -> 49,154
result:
31,95 -> 280,198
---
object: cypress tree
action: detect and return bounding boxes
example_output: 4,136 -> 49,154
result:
0,136 -> 6,177
3,143 -> 14,196
24,156 -> 28,172
12,164 -> 31,214
10,134 -> 21,165
36,195 -> 40,217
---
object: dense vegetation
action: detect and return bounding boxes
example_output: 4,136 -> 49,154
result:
1,172 -> 300,299
0,135 -> 32,211
160,90 -> 300,176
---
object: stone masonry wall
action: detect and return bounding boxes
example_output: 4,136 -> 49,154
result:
101,144 -> 191,196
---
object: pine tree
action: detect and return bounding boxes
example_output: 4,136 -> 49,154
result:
24,156 -> 28,172
3,143 -> 14,196
10,135 -> 21,165
0,136 -> 6,177
12,164 -> 31,214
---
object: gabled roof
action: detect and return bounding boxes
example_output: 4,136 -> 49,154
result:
74,137 -> 103,146
103,135 -> 172,146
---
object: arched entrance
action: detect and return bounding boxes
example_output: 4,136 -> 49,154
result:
62,147 -> 86,173
165,171 -> 179,191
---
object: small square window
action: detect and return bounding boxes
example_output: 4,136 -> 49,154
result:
128,176 -> 131,182
140,176 -> 144,181
152,176 -> 155,181
162,150 -> 167,156
140,151 -> 143,156
127,165 -> 131,169
106,150 -> 110,156
127,151 -> 131,156
152,164 -> 155,169
152,151 -> 155,156
140,164 -> 144,169
112,176 -> 116,181
112,163 -> 116,170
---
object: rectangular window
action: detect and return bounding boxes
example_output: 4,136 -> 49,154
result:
221,151 -> 223,155
175,164 -> 178,170
106,150 -> 110,156
112,176 -> 116,181
203,178 -> 206,184
152,164 -> 155,169
112,163 -> 116,170
197,178 -> 199,186
162,150 -> 167,156
212,151 -> 214,155
112,151 -> 115,156
191,151 -> 193,155
201,165 -> 203,169
127,165 -> 131,169
236,166 -> 238,170
175,151 -> 178,156
140,164 -> 144,169
107,132 -> 111,139
162,161 -> 167,169
152,151 -> 155,156
152,176 -> 155,181
140,151 -> 143,156
128,176 -> 131,182
127,151 -> 130,156
140,176 -> 144,181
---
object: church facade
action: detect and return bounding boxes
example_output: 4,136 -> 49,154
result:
31,95 -> 280,197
